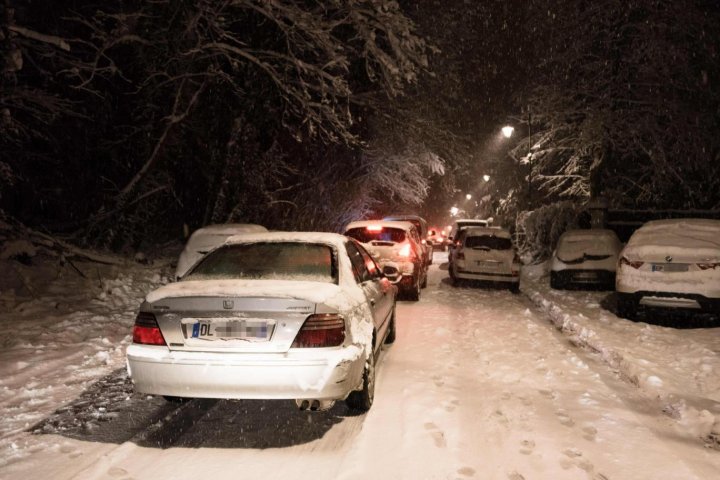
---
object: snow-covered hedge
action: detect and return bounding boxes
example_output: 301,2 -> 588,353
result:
516,201 -> 582,262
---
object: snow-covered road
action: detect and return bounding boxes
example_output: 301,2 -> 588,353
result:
1,253 -> 719,479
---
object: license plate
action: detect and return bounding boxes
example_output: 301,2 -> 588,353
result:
476,261 -> 498,269
183,318 -> 274,340
651,263 -> 688,273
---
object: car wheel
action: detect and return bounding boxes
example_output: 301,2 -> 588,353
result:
384,308 -> 396,344
616,295 -> 637,320
550,271 -> 564,289
509,283 -> 520,294
421,272 -> 428,289
346,348 -> 376,411
406,276 -> 421,301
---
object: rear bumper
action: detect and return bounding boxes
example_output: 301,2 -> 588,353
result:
126,344 -> 365,400
552,269 -> 615,287
455,268 -> 519,284
617,291 -> 720,313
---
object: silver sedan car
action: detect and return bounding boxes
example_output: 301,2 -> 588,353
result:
127,232 -> 398,412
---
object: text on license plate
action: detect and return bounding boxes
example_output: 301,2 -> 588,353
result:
184,319 -> 274,340
651,263 -> 689,272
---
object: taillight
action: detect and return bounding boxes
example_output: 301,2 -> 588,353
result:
697,262 -> 720,270
291,314 -> 345,348
132,312 -> 166,345
399,243 -> 412,257
619,256 -> 644,269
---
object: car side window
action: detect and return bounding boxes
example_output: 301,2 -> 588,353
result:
345,242 -> 371,283
356,243 -> 383,279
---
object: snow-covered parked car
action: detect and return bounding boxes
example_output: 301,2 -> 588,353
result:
174,223 -> 267,280
344,220 -> 427,301
616,219 -> 720,319
448,226 -> 521,292
550,229 -> 622,290
127,232 -> 398,412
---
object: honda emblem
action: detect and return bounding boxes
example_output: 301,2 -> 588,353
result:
665,255 -> 673,263
223,300 -> 234,309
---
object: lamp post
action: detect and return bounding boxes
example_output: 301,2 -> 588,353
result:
502,112 -> 534,210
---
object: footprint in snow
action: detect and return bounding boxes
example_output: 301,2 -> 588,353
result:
507,471 -> 526,480
108,467 -> 128,477
538,389 -> 557,400
431,375 -> 445,388
519,439 -> 535,455
424,422 -> 447,448
556,411 -> 575,427
582,425 -> 598,441
443,399 -> 460,412
457,466 -> 475,477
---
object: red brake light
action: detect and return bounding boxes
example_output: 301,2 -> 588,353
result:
398,243 -> 412,257
619,256 -> 644,269
132,312 -> 167,345
366,225 -> 383,232
697,262 -> 720,270
292,314 -> 345,348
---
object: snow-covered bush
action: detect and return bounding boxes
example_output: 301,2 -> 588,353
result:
516,201 -> 581,262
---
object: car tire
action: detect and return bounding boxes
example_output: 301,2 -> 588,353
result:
617,295 -> 638,320
346,348 -> 376,411
406,276 -> 421,301
384,308 -> 396,344
509,283 -> 520,294
421,272 -> 428,289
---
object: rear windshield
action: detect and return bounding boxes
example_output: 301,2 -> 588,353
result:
345,227 -> 406,244
465,235 -> 512,250
185,242 -> 337,283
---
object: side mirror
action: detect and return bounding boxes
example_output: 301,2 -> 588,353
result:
382,264 -> 401,284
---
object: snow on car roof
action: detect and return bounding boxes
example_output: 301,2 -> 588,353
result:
191,223 -> 267,236
343,220 -> 416,232
462,226 -> 510,238
224,231 -> 349,247
561,229 -> 618,240
624,218 -> 720,259
149,231 -> 367,308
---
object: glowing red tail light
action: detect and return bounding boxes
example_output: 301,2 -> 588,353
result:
292,314 -> 345,348
619,256 -> 644,269
398,243 -> 412,257
132,312 -> 167,345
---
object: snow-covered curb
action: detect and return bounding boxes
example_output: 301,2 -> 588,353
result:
521,262 -> 720,449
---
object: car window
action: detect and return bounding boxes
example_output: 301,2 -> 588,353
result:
345,227 -> 406,244
355,243 -> 383,279
186,242 -> 338,283
465,235 -> 512,250
345,241 -> 372,283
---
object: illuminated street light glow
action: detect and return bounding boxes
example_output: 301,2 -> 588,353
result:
465,194 -> 472,200
450,206 -> 459,216
501,125 -> 514,138
483,174 -> 490,182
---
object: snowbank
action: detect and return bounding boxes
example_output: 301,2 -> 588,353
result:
521,262 -> 720,448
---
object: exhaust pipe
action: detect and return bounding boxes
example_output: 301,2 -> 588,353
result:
295,399 -> 336,411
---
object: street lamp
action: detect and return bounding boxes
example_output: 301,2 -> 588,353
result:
483,174 -> 490,182
465,193 -> 472,200
450,206 -> 459,216
501,126 -> 514,138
